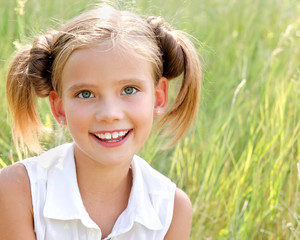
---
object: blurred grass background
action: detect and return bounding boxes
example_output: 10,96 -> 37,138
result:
0,0 -> 300,239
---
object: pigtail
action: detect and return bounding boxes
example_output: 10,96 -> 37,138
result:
6,31 -> 57,153
147,16 -> 202,146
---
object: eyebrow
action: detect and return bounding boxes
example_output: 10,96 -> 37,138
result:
66,83 -> 98,94
117,78 -> 149,87
66,78 -> 149,93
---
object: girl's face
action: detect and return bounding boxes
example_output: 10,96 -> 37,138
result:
50,45 -> 168,167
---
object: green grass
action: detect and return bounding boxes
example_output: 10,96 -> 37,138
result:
1,0 -> 300,239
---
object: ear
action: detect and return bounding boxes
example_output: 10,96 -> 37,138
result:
49,91 -> 67,126
154,77 -> 168,117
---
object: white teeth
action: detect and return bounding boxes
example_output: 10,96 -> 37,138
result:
112,132 -> 118,139
95,130 -> 129,141
119,131 -> 126,137
105,133 -> 112,139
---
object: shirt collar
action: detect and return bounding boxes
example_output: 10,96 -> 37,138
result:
43,143 -> 163,232
43,143 -> 99,229
111,156 -> 163,235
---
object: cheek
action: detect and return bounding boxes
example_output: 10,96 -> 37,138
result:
64,101 -> 92,124
132,96 -> 154,124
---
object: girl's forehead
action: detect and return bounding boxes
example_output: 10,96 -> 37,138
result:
61,44 -> 155,87
63,43 -> 155,76
67,43 -> 149,65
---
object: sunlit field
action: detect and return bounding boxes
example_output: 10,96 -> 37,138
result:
0,0 -> 300,239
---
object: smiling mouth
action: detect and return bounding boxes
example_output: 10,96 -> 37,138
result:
93,130 -> 130,143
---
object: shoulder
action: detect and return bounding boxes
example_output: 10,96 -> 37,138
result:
164,188 -> 193,240
0,163 -> 31,196
0,164 -> 35,239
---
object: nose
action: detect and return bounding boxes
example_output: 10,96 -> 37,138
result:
95,97 -> 124,123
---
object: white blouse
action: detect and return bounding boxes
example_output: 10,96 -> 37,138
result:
18,143 -> 176,240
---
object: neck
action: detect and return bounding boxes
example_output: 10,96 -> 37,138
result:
74,148 -> 133,203
73,147 -> 133,237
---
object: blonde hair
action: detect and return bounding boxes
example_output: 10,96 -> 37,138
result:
6,5 -> 202,153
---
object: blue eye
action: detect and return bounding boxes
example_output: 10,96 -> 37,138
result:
123,87 -> 137,95
77,90 -> 94,99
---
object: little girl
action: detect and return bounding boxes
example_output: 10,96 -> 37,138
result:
0,4 -> 201,240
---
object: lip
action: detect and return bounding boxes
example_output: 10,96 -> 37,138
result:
90,129 -> 132,148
